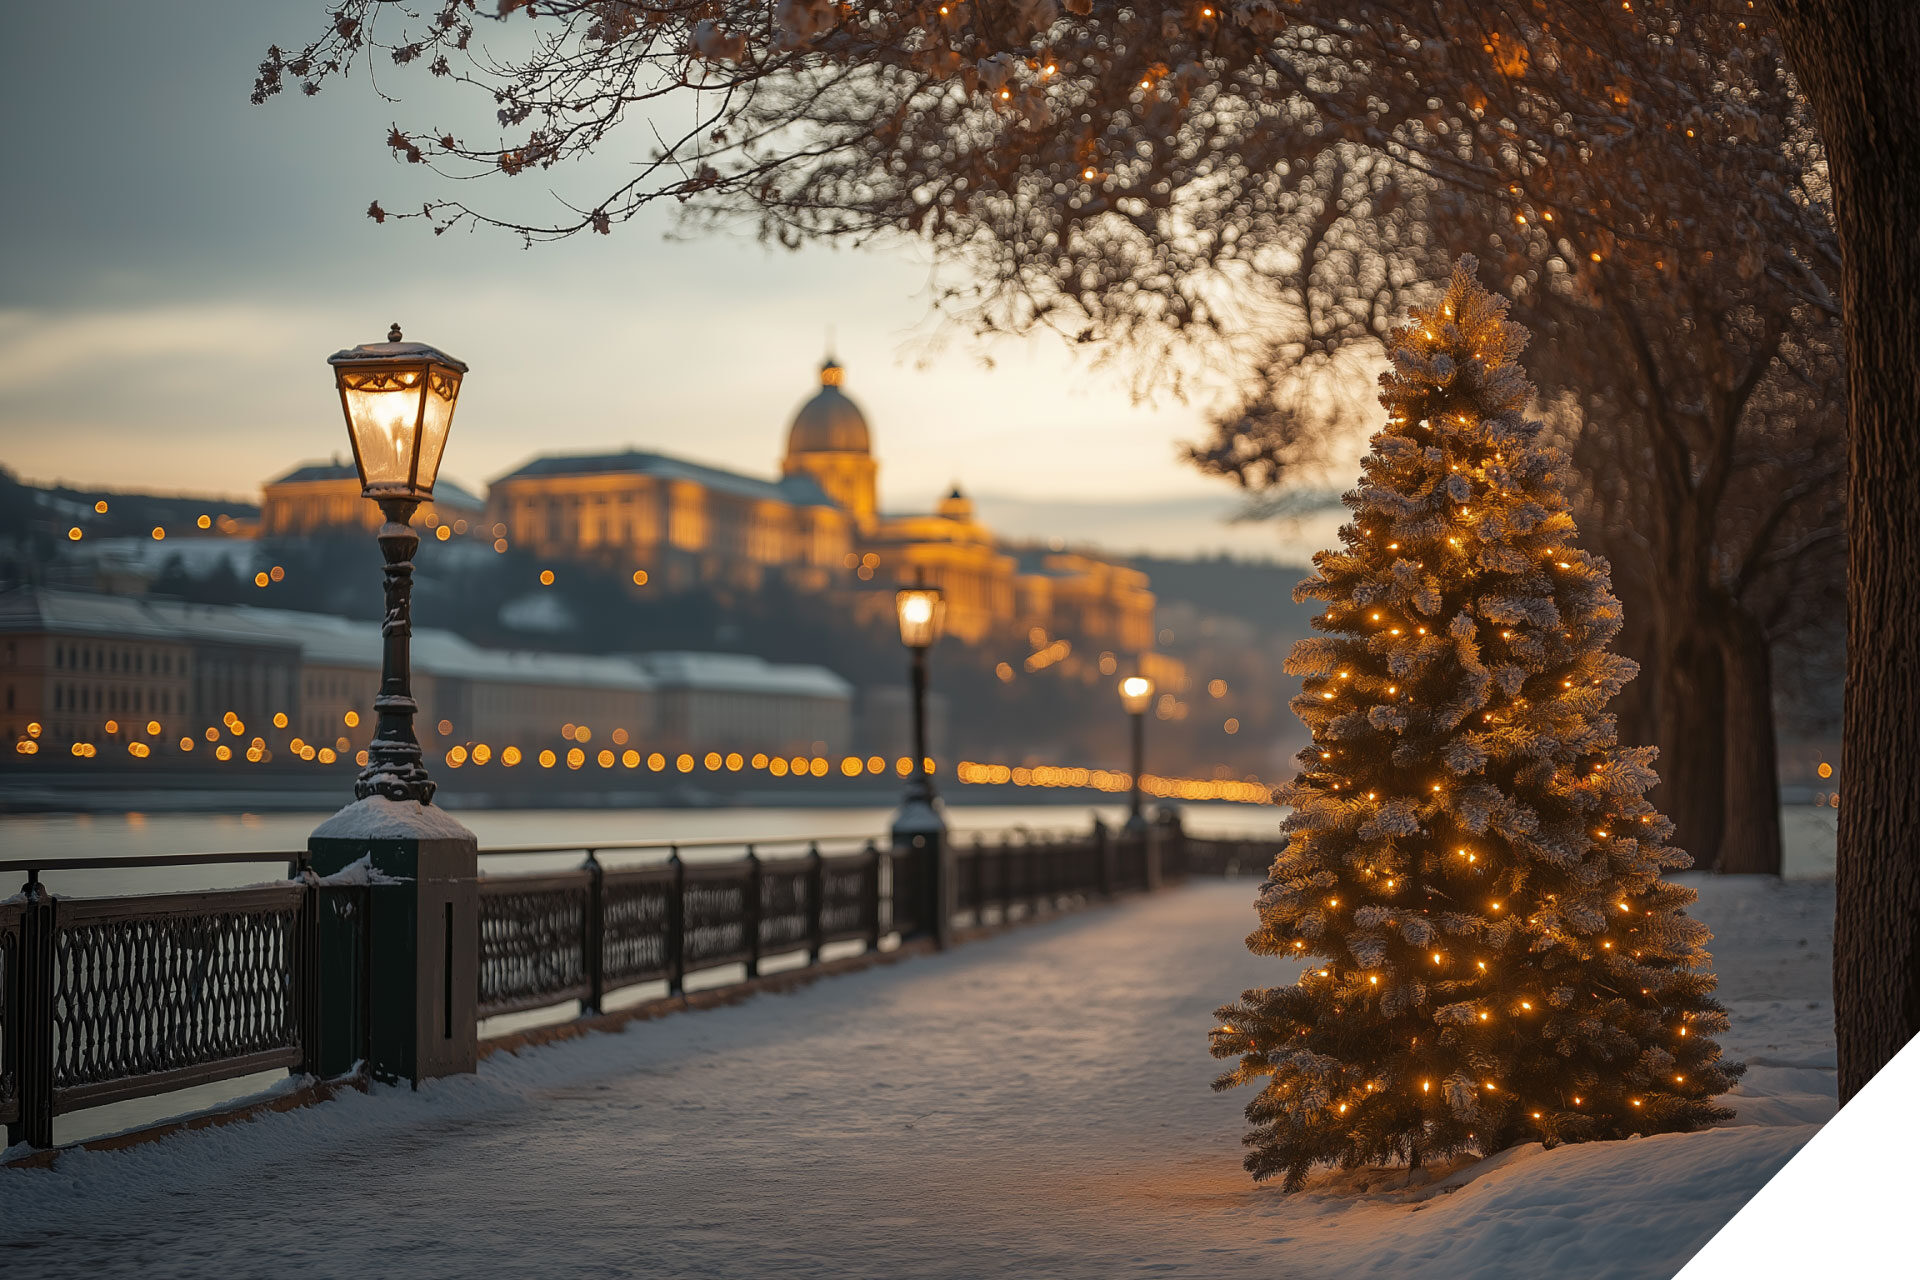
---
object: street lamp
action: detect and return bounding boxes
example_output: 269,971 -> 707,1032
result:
328,323 -> 468,804
1119,674 -> 1154,833
892,583 -> 946,831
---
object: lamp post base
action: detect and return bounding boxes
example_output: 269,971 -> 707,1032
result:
306,796 -> 478,1086
890,789 -> 950,948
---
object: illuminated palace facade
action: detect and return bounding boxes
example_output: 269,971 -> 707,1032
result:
482,359 -> 1158,652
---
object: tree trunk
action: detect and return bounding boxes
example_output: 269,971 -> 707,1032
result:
1715,601 -> 1784,876
1772,0 -> 1920,1104
1655,624 -> 1727,871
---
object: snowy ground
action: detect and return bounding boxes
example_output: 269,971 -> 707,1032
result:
0,875 -> 1833,1279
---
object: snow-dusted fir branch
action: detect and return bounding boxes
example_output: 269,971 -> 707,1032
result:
1210,260 -> 1740,1190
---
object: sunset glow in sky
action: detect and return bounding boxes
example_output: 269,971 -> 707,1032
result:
0,3 -> 1356,559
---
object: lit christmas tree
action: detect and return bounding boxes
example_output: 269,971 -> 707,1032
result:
1211,259 -> 1742,1189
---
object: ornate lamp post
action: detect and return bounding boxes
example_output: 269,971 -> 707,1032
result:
304,323 -> 479,1090
1119,674 -> 1155,834
891,581 -> 950,945
892,583 -> 947,833
327,323 -> 468,805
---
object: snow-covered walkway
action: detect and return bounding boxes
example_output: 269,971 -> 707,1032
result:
0,876 -> 1835,1279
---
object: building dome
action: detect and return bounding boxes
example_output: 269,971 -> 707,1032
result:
785,358 -> 871,455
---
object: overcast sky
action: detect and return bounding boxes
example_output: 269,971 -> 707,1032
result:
0,2 -> 1353,560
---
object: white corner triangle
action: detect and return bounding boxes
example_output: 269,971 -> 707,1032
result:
1676,1030 -> 1920,1276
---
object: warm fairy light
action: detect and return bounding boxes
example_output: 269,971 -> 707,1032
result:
540,569 -> 555,585
1479,1011 -> 1490,1021
1431,952 -> 1443,964
1421,1080 -> 1431,1093
1477,960 -> 1487,970
1631,1099 -> 1643,1107
1521,1001 -> 1533,1010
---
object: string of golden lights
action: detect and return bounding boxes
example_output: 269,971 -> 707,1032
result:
10,718 -> 1280,803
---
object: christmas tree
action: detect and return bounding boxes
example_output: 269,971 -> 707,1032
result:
1211,259 -> 1742,1189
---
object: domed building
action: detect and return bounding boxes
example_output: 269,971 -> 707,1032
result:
782,358 -> 879,533
474,354 -> 1157,650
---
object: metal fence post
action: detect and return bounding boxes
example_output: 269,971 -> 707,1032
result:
1031,834 -> 1047,918
744,847 -> 762,980
1095,822 -> 1115,899
295,856 -> 321,1080
864,840 -> 882,953
1006,836 -> 1021,924
668,849 -> 686,996
582,850 -> 605,1016
806,843 -> 824,966
972,835 -> 987,927
9,872 -> 56,1150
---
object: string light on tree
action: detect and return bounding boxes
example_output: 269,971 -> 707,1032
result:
1209,260 -> 1741,1189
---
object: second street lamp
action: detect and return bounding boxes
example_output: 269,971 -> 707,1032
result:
892,582 -> 949,946
1119,674 -> 1155,834
893,584 -> 946,830
327,323 -> 469,805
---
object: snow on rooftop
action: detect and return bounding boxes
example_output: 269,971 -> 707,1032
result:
0,588 -> 849,701
633,650 -> 853,698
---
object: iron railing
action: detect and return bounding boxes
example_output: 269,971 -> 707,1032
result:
0,852 -> 359,1150
2,825 -> 1283,1152
1181,835 -> 1282,878
474,835 -> 885,1019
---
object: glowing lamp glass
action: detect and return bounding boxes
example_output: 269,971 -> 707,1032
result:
895,587 -> 946,649
328,325 -> 468,500
1119,675 -> 1155,715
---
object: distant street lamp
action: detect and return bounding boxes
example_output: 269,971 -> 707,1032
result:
328,323 -> 468,804
892,583 -> 947,833
1120,674 -> 1155,833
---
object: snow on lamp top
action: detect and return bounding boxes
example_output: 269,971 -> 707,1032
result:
328,323 -> 469,500
894,586 -> 945,649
